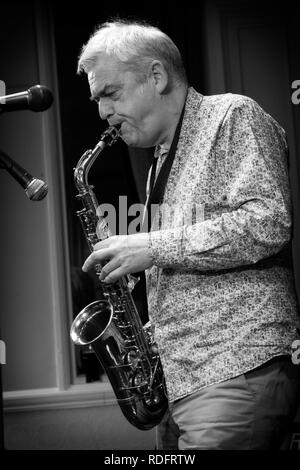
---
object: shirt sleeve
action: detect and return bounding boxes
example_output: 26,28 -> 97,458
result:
148,98 -> 292,271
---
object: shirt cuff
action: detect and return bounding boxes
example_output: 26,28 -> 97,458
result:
148,227 -> 184,267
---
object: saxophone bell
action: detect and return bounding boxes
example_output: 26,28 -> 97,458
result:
70,299 -> 113,346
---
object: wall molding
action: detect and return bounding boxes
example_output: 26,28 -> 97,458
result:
33,1 -> 76,389
3,382 -> 116,413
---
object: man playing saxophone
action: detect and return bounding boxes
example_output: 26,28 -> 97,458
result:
79,19 -> 300,449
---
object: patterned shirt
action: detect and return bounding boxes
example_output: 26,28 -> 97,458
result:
145,87 -> 300,403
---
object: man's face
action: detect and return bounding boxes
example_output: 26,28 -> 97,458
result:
88,54 -> 165,148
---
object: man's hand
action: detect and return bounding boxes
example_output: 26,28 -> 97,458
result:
82,233 -> 153,283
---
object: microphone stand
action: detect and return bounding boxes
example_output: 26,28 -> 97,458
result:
0,148 -> 48,450
0,149 -> 48,202
0,152 -> 5,449
0,150 -> 8,169
0,90 -> 51,450
0,89 -> 5,450
0,364 -> 3,450
0,149 -> 14,172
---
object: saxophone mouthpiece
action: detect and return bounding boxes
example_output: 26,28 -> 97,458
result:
101,125 -> 121,146
111,123 -> 121,137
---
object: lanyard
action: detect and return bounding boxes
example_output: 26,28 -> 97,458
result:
145,104 -> 185,231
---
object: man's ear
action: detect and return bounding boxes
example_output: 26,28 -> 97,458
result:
149,60 -> 169,94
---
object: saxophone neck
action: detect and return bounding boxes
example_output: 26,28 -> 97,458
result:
74,145 -> 103,190
74,125 -> 120,189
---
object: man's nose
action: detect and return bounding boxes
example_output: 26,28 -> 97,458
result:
98,98 -> 114,120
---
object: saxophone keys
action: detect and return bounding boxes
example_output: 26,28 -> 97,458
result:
127,274 -> 140,292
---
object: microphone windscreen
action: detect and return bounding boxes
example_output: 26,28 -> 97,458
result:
29,85 -> 54,112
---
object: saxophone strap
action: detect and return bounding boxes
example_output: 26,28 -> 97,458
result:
145,103 -> 185,231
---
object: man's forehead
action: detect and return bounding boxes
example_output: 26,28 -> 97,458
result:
88,56 -> 120,89
88,70 -> 110,98
87,70 -> 96,87
88,70 -> 99,90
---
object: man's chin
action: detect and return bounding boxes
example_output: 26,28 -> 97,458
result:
120,132 -> 137,147
120,135 -> 131,146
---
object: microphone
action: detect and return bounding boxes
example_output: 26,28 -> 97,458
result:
0,150 -> 48,201
0,85 -> 53,113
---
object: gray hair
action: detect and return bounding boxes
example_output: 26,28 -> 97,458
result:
77,19 -> 187,85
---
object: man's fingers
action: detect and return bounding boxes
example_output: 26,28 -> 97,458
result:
82,248 -> 111,272
104,266 -> 125,284
99,259 -> 122,281
93,238 -> 113,251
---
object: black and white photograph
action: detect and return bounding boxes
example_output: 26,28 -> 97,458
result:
0,0 -> 300,455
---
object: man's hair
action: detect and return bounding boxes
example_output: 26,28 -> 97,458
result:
77,19 -> 187,85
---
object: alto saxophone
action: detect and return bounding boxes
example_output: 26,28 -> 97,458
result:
70,126 -> 168,430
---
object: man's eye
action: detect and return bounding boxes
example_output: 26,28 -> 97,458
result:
93,91 -> 118,103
